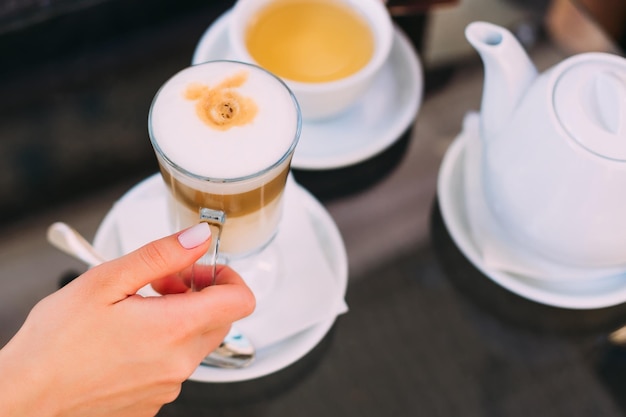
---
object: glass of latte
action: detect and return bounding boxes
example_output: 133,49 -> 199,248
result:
149,60 -> 301,291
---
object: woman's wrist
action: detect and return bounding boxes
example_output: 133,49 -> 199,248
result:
0,337 -> 58,417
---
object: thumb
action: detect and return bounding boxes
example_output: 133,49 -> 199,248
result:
86,223 -> 212,302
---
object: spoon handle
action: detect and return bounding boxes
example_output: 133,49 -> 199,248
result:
609,326 -> 626,346
47,222 -> 106,267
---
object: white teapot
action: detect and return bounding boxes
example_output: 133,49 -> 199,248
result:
465,21 -> 626,269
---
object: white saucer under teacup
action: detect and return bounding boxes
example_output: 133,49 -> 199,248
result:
93,174 -> 348,383
437,113 -> 626,310
191,10 -> 423,170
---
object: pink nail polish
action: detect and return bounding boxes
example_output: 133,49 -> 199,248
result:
178,223 -> 211,249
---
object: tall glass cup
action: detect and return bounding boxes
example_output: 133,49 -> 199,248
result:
148,60 -> 301,291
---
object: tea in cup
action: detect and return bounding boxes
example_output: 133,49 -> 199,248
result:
228,0 -> 393,120
149,60 -> 301,288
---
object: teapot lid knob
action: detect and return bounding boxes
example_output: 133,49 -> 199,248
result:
553,54 -> 626,161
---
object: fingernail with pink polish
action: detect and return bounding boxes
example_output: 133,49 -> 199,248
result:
178,223 -> 211,249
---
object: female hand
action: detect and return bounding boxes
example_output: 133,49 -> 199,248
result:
0,223 -> 255,417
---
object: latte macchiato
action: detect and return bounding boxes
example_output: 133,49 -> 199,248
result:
149,61 -> 301,255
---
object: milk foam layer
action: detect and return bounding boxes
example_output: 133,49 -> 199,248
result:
149,61 -> 299,181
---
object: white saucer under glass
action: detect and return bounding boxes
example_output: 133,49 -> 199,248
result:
191,10 -> 423,170
93,175 -> 348,383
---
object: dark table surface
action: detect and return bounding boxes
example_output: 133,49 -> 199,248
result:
156,201 -> 626,417
1,0 -> 626,416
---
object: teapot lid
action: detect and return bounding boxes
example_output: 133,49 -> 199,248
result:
553,54 -> 626,161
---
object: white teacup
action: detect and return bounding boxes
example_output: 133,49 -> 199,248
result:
228,0 -> 393,121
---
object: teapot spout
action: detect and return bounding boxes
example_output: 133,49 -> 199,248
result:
465,21 -> 537,144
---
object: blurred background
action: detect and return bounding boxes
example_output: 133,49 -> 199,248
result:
0,0 -> 624,226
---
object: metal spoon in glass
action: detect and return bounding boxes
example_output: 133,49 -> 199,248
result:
46,221 -> 255,369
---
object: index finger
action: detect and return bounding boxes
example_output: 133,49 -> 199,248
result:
83,223 -> 212,302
